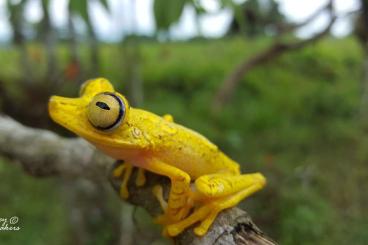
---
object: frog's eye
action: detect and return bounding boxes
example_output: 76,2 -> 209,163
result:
87,92 -> 126,131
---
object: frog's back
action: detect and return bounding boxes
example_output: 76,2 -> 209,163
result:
158,125 -> 241,178
131,109 -> 240,178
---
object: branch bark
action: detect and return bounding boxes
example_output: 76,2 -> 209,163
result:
0,114 -> 276,245
212,0 -> 336,111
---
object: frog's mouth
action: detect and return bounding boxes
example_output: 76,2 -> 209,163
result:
48,95 -> 133,148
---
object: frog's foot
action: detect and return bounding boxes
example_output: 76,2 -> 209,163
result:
154,205 -> 192,226
165,173 -> 266,237
112,161 -> 133,199
152,185 -> 168,211
153,185 -> 192,226
164,204 -> 212,237
112,161 -> 147,199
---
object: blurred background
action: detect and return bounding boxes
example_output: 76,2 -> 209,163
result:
0,0 -> 367,244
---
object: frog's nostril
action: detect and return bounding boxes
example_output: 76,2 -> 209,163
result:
49,96 -> 56,101
48,99 -> 58,117
48,96 -> 63,105
48,96 -> 59,108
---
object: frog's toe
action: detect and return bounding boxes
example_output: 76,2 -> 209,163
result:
112,162 -> 133,199
135,168 -> 146,187
152,185 -> 168,211
194,226 -> 207,236
112,162 -> 126,177
166,224 -> 184,237
154,214 -> 171,225
120,185 -> 129,199
154,212 -> 180,226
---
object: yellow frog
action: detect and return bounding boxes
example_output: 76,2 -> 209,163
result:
48,78 -> 266,237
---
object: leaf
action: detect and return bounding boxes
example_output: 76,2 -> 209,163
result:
153,0 -> 187,30
69,0 -> 89,24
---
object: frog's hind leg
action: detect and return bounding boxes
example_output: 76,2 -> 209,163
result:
166,173 -> 266,236
193,173 -> 266,236
193,173 -> 266,199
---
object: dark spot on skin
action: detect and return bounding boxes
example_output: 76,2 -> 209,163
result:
96,101 -> 110,110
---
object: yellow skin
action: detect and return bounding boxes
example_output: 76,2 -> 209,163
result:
48,78 -> 266,237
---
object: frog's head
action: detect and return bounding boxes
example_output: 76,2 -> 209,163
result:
48,78 -> 133,148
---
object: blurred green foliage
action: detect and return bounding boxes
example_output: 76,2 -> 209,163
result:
0,158 -> 67,245
0,37 -> 367,244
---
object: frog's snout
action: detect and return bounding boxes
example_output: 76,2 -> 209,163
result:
48,96 -> 60,120
48,96 -> 58,112
48,95 -> 85,122
48,96 -> 82,109
48,96 -> 67,119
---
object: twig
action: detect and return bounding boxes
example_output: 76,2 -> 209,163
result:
212,0 -> 336,111
277,1 -> 333,35
0,114 -> 276,245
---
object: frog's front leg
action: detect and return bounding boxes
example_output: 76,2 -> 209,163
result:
112,161 -> 146,199
143,158 -> 191,224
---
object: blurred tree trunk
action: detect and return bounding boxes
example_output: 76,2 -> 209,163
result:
7,0 -> 33,83
357,0 -> 368,119
124,0 -> 144,107
67,14 -> 78,64
86,17 -> 100,77
123,39 -> 143,107
362,52 -> 368,118
66,9 -> 82,83
40,0 -> 58,83
194,9 -> 203,37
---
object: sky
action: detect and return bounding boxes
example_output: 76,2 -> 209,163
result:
0,0 -> 361,42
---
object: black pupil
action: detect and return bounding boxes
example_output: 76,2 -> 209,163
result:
96,101 -> 110,110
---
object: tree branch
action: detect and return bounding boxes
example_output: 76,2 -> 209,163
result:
276,1 -> 333,35
212,0 -> 336,111
0,114 -> 276,245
